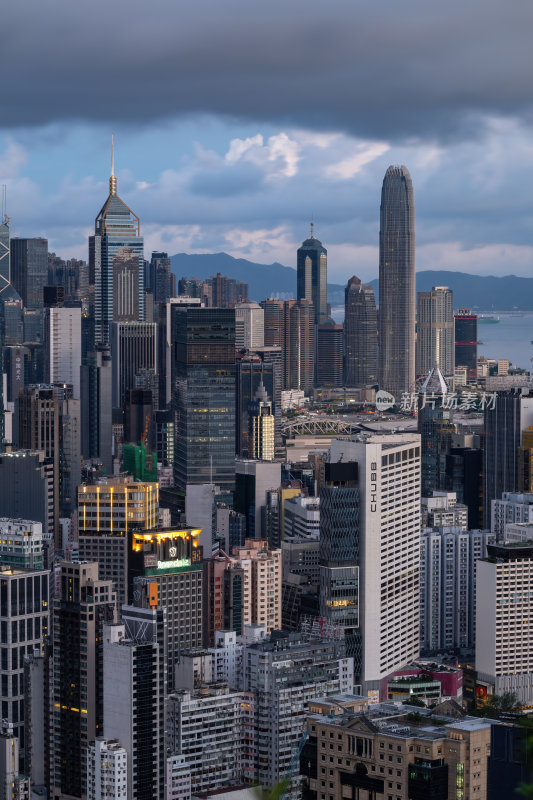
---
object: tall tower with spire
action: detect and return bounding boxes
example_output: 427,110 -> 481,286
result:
297,221 -> 328,325
90,138 -> 144,345
378,165 -> 415,396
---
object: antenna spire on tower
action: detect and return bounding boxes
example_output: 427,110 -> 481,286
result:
310,214 -> 314,239
109,134 -> 117,196
1,185 -> 7,224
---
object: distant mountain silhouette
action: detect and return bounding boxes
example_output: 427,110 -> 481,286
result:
171,253 -> 533,310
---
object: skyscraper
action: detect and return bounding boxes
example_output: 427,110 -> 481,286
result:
297,223 -> 327,325
90,153 -> 144,346
454,308 -> 478,382
316,318 -> 343,387
172,306 -> 236,494
110,321 -> 157,408
10,237 -> 48,310
44,303 -> 82,398
416,286 -> 454,381
378,165 -> 416,396
344,276 -> 377,387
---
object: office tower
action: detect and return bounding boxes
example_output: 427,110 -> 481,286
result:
77,476 -> 159,605
483,388 -> 533,526
87,739 -> 128,800
288,299 -> 315,390
216,505 -> 246,552
283,495 -> 320,539
243,632 -> 352,792
420,527 -> 492,653
103,607 -> 167,800
10,237 -> 48,310
131,528 -> 203,682
0,518 -> 44,569
260,299 -> 315,390
154,408 -> 174,469
417,367 -> 455,496
80,345 -> 113,474
416,286 -> 454,380
166,685 -> 254,794
444,431 -> 484,529
454,308 -> 478,382
378,165 -> 416,396
172,306 -> 236,494
1,300 -> 24,345
303,697 -> 493,800
44,303 -> 82,397
48,253 -> 88,302
148,251 -> 172,304
0,565 -> 49,768
124,388 -> 153,448
90,162 -> 144,346
316,319 -> 343,387
476,542 -> 533,705
0,722 -> 30,798
297,224 -> 327,325
260,298 -> 284,347
328,434 -> 421,692
203,540 -> 282,645
234,459 -> 281,539
236,348 -> 282,458
319,461 -> 360,669
0,198 -> 10,298
24,648 -> 51,794
51,562 -> 116,800
177,277 -> 207,301
248,381 -> 275,461
17,383 -> 81,522
110,321 -> 157,408
235,302 -> 264,349
0,450 -> 54,538
344,276 -> 377,387
518,426 -> 533,492
185,483 -> 216,554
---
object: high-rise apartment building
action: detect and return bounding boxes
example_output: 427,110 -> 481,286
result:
234,459 -> 281,539
420,526 -> 493,653
103,607 -> 167,800
416,286 -> 454,380
51,562 -> 116,800
172,306 -> 236,494
166,685 -> 254,793
421,491 -> 468,530
297,225 -> 327,325
328,434 -> 421,692
44,304 -> 82,398
490,491 -> 533,539
454,308 -> 478,382
243,632 -> 352,792
0,722 -> 30,799
10,237 -> 48,310
110,321 -> 157,408
235,302 -> 264,350
344,276 -> 377,387
283,495 -> 320,540
147,251 -> 172,304
90,166 -> 144,346
87,738 -> 128,800
477,542 -> 533,705
483,388 -> 533,526
378,165 -> 416,396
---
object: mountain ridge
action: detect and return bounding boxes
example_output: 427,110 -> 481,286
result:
171,252 -> 533,310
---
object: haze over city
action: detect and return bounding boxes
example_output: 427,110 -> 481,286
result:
1,0 -> 533,281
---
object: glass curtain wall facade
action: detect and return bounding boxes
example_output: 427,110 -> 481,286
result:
172,307 -> 236,494
378,165 -> 416,396
344,276 -> 377,387
297,227 -> 327,325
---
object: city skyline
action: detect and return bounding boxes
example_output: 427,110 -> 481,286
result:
0,2 -> 532,281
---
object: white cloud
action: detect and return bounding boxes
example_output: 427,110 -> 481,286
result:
225,132 -> 301,178
324,142 -> 390,180
0,140 -> 28,181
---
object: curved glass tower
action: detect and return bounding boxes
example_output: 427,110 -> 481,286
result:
378,165 -> 415,396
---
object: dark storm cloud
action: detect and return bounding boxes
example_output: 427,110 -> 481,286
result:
2,0 -> 533,141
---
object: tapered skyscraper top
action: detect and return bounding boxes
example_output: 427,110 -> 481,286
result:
378,165 -> 415,396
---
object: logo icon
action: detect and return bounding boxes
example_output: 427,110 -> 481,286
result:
169,546 -> 177,558
375,390 -> 395,411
